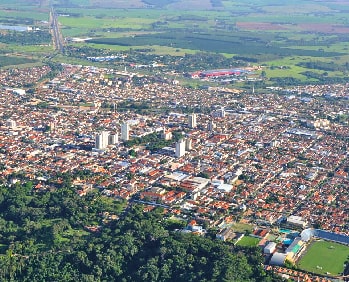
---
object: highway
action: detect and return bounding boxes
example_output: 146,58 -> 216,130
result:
50,7 -> 64,53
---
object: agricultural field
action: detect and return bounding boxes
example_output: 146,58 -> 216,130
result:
297,240 -> 349,277
1,0 -> 349,85
52,0 -> 349,83
0,55 -> 38,67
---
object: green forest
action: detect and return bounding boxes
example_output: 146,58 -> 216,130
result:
0,182 -> 281,281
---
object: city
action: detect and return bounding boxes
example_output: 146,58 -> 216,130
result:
1,62 -> 349,280
2,0 -> 349,279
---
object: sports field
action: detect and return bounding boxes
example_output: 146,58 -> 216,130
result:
297,240 -> 349,276
235,236 -> 260,247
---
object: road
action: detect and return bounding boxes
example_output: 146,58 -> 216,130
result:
50,7 -> 64,53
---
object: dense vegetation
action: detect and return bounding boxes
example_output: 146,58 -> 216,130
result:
0,30 -> 51,45
124,131 -> 184,152
0,182 -> 281,281
65,46 -> 245,72
87,31 -> 342,58
0,56 -> 37,67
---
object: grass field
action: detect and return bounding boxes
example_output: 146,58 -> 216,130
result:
232,222 -> 253,233
235,235 -> 260,247
297,240 -> 349,276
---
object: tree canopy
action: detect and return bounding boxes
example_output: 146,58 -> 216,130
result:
0,183 -> 281,281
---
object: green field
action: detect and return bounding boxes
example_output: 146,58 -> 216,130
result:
232,222 -> 253,233
1,0 -> 349,84
297,240 -> 349,276
0,55 -> 38,67
235,236 -> 260,247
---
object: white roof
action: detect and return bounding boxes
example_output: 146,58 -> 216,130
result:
270,253 -> 287,266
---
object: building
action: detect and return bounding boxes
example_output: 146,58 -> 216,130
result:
286,215 -> 308,229
185,138 -> 192,150
207,120 -> 215,131
270,253 -> 287,266
6,119 -> 16,129
307,119 -> 330,129
216,228 -> 236,241
264,242 -> 276,254
121,122 -> 130,141
162,128 -> 172,140
95,131 -> 109,149
213,107 -> 226,118
108,133 -> 118,145
175,139 -> 186,158
188,113 -> 197,128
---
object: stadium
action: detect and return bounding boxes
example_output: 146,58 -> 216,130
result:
269,228 -> 349,278
297,229 -> 349,278
301,228 -> 349,245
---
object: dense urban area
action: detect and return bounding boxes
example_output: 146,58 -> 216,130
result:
2,0 -> 349,280
1,60 -> 349,281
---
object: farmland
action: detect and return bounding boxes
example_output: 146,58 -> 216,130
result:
0,55 -> 38,67
1,0 -> 349,85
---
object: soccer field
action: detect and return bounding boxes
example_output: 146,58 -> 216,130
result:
235,236 -> 260,247
297,240 -> 349,276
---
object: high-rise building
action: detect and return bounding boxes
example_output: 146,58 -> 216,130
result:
95,131 -> 109,149
6,119 -> 16,129
188,113 -> 197,128
175,139 -> 186,158
212,108 -> 226,118
207,120 -> 215,131
218,107 -> 226,118
185,138 -> 192,151
108,133 -> 118,145
162,128 -> 172,140
121,122 -> 130,141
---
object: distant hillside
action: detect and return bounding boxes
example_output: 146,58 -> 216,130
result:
142,0 -> 178,8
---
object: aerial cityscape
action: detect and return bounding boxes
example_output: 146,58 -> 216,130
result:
0,0 -> 349,281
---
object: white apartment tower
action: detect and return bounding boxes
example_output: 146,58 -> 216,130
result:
175,139 -> 186,158
95,131 -> 109,149
188,113 -> 197,128
108,133 -> 118,145
218,107 -> 226,118
121,122 -> 130,141
185,138 -> 192,151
